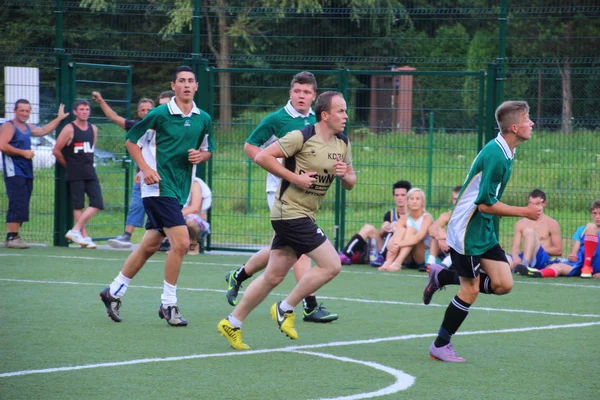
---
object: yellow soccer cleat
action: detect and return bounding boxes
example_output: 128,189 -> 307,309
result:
270,301 -> 298,340
217,319 -> 250,350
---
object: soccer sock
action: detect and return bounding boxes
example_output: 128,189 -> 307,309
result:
434,295 -> 471,347
279,300 -> 294,312
109,272 -> 132,298
302,295 -> 318,311
479,272 -> 495,295
122,231 -> 131,239
160,280 -> 177,307
583,235 -> 598,268
441,255 -> 452,268
234,265 -> 252,283
227,314 -> 242,328
541,268 -> 557,278
427,254 -> 437,265
6,232 -> 18,241
437,268 -> 459,286
343,234 -> 366,256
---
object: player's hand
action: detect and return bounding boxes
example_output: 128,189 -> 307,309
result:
333,155 -> 347,178
524,203 -> 543,221
188,148 -> 206,164
91,91 -> 103,102
56,104 -> 70,120
567,253 -> 578,262
592,272 -> 600,279
439,239 -> 449,252
134,171 -> 142,184
23,150 -> 35,160
141,167 -> 161,184
294,171 -> 317,189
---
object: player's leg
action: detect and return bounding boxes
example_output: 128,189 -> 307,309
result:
520,228 -> 540,268
581,223 -> 599,278
225,245 -> 270,306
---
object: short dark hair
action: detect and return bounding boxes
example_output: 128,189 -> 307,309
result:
73,100 -> 90,110
137,98 -> 154,107
495,101 -> 530,133
172,66 -> 196,83
393,180 -> 411,193
159,90 -> 175,100
452,186 -> 462,194
529,188 -> 546,201
590,199 -> 600,212
314,91 -> 343,122
291,71 -> 317,91
14,99 -> 31,110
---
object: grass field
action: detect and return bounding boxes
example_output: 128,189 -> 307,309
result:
2,246 -> 599,399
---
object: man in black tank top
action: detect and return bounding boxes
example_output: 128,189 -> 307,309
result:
53,100 -> 104,248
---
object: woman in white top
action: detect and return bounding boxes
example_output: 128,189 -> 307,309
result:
378,188 -> 433,272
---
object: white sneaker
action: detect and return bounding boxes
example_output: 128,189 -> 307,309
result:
82,237 -> 97,249
65,229 -> 87,246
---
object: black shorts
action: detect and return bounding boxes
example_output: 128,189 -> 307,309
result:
271,217 -> 328,257
68,178 -> 104,210
143,197 -> 185,234
450,244 -> 508,279
4,176 -> 33,223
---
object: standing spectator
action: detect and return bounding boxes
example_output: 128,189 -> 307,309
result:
91,90 -> 174,248
0,100 -> 69,248
53,100 -> 103,249
427,101 -> 542,362
98,66 -> 214,326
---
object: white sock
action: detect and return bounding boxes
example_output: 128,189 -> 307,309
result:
109,272 -> 131,298
279,300 -> 295,312
161,280 -> 177,306
427,254 -> 437,265
442,255 -> 452,268
228,314 -> 242,328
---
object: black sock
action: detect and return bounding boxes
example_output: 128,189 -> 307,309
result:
303,295 -> 318,311
343,234 -> 366,256
434,295 -> 471,347
234,265 -> 252,283
122,231 -> 131,238
6,232 -> 18,241
438,269 -> 460,286
479,272 -> 495,294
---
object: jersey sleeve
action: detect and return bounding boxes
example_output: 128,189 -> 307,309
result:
199,112 -> 215,152
276,130 -> 304,158
126,109 -> 159,143
572,226 -> 585,241
474,154 -> 505,206
343,140 -> 353,166
246,114 -> 279,147
383,210 -> 392,223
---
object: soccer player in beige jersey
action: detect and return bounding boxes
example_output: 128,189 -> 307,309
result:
218,91 -> 356,349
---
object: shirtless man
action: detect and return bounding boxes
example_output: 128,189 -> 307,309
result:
510,189 -> 562,271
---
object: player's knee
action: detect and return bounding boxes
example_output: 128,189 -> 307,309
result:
170,238 -> 190,255
263,271 -> 286,287
493,280 -> 513,295
584,223 -> 598,234
522,227 -> 535,239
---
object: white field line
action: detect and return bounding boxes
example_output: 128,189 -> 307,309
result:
1,252 -> 598,290
1,277 -> 599,318
1,321 -> 599,379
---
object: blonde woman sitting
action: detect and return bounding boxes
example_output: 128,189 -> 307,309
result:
378,188 -> 433,272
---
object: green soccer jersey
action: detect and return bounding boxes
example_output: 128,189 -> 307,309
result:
126,98 -> 214,205
272,125 -> 353,221
247,101 -> 316,193
447,134 -> 514,255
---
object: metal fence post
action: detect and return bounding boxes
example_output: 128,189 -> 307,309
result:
335,69 -> 350,250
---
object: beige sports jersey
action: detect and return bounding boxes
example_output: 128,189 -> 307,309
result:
271,125 -> 352,221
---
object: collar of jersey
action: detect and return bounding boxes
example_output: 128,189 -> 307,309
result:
167,97 -> 200,117
284,100 -> 314,118
494,133 -> 515,160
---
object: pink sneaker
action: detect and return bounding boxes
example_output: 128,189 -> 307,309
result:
423,264 -> 445,305
339,253 -> 352,265
429,342 -> 466,362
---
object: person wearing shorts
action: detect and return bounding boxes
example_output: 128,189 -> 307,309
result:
218,91 -> 356,350
425,101 -> 542,362
98,66 -> 214,327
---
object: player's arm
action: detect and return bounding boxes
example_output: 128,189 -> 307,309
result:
334,156 -> 356,190
478,201 -> 540,220
429,211 -> 450,238
545,219 -> 563,256
0,122 -> 33,159
92,91 -> 126,129
188,115 -> 214,164
30,104 -> 70,136
568,240 -> 581,262
244,115 -> 277,162
182,180 -> 202,217
380,211 -> 393,235
255,141 -> 316,190
510,219 -> 524,265
52,124 -> 74,167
